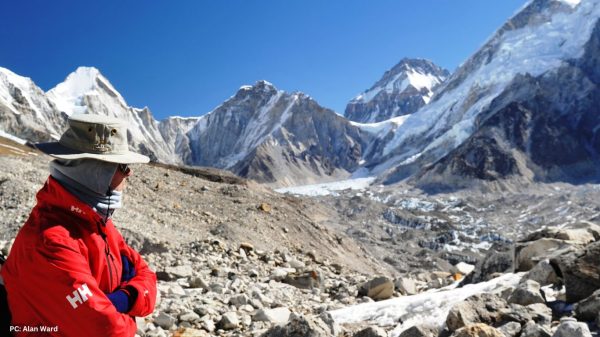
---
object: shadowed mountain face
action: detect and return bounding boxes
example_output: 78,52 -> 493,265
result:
345,58 -> 449,123
411,19 -> 600,192
0,71 -> 369,186
371,1 -> 600,190
2,1 -> 599,190
187,81 -> 370,186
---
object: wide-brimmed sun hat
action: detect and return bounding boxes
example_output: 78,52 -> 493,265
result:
35,114 -> 150,164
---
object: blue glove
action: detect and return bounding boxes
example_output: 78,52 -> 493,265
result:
106,288 -> 134,313
121,254 -> 136,283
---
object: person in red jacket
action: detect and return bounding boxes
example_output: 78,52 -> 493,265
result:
1,114 -> 157,336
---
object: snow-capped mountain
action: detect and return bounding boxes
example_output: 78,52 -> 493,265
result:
46,67 -> 180,163
366,0 -> 600,188
0,67 -> 66,141
345,58 -> 449,123
0,67 -> 369,186
186,81 -> 369,186
2,0 -> 598,190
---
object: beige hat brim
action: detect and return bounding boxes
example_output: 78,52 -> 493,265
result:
35,141 -> 150,164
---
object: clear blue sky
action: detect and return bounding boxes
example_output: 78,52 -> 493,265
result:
0,1 -> 525,120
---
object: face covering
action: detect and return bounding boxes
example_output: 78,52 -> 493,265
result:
49,159 -> 122,219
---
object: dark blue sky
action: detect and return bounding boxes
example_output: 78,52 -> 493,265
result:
0,1 -> 525,120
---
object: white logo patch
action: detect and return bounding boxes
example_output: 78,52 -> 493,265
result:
70,205 -> 84,214
66,283 -> 93,309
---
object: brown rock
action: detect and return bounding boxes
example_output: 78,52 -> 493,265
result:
353,326 -> 387,337
240,242 -> 254,252
515,238 -> 575,271
451,324 -> 504,337
358,276 -> 394,301
258,203 -> 272,213
446,294 -> 507,332
173,328 -> 209,337
398,324 -> 439,337
283,270 -> 322,289
552,241 -> 600,302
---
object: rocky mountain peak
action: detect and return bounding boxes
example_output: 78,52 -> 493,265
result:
236,80 -> 278,98
345,58 -> 449,123
47,66 -> 126,115
373,58 -> 449,90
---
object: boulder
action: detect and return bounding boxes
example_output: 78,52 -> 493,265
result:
496,321 -> 521,337
398,324 -> 438,337
271,267 -> 295,281
358,276 -> 394,301
253,307 -> 291,324
515,238 -> 575,272
519,320 -> 551,337
446,293 -> 507,332
552,317 -> 592,337
173,328 -> 210,337
188,276 -> 209,289
574,288 -> 600,321
551,241 -> 600,302
455,262 -> 475,276
450,323 -> 504,337
147,327 -> 168,337
178,312 -> 201,323
165,265 -> 194,278
524,259 -> 559,286
239,242 -> 254,252
200,316 -> 215,332
395,277 -> 418,296
228,294 -> 250,307
283,270 -> 322,289
508,280 -> 545,306
218,312 -> 240,330
318,312 -> 341,336
499,303 -> 551,327
462,247 -> 513,284
555,228 -> 595,244
522,222 -> 600,242
154,312 -> 176,330
260,313 -> 333,337
353,326 -> 387,337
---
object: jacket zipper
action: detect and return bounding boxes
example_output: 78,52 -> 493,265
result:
106,249 -> 115,291
97,221 -> 116,291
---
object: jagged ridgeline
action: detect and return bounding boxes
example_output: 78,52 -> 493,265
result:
1,0 -> 600,191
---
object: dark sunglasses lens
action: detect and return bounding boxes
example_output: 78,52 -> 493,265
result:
119,164 -> 129,173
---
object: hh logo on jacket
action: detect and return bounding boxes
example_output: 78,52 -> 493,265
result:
66,283 -> 93,309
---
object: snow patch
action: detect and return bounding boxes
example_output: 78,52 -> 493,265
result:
330,273 -> 524,336
0,130 -> 27,144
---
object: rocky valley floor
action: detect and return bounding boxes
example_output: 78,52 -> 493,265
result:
0,137 -> 599,337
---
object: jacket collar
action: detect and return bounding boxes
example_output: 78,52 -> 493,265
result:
36,176 -> 105,226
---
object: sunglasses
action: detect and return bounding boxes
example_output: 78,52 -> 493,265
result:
118,164 -> 130,174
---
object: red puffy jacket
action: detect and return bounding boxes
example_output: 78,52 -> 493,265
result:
1,177 -> 157,336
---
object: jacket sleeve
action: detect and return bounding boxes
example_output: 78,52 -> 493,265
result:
117,234 -> 157,317
34,227 -> 137,337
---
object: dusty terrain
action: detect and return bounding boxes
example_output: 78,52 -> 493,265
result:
2,136 -> 600,336
0,137 -> 388,277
